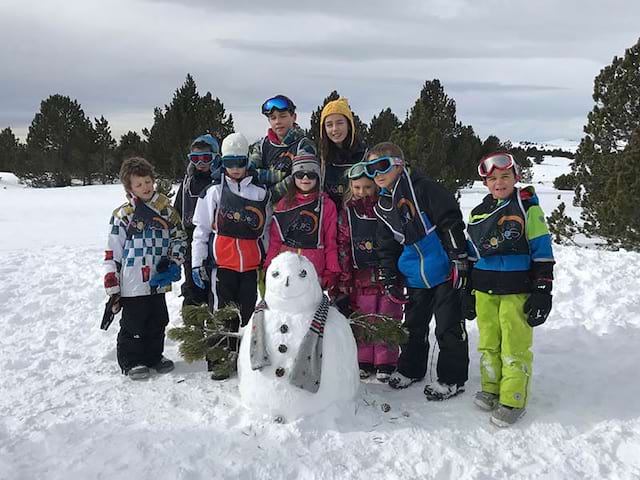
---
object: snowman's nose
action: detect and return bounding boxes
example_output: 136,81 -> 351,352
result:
285,276 -> 289,287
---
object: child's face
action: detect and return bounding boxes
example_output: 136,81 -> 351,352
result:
294,173 -> 317,193
324,113 -> 349,146
367,155 -> 403,190
485,168 -> 517,200
226,166 -> 247,180
350,177 -> 376,199
129,174 -> 154,202
191,146 -> 212,173
268,110 -> 296,140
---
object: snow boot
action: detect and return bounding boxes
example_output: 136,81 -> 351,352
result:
490,404 -> 526,427
151,355 -> 175,374
359,363 -> 373,380
423,381 -> 465,401
126,365 -> 150,381
388,371 -> 422,389
375,365 -> 395,383
474,391 -> 499,411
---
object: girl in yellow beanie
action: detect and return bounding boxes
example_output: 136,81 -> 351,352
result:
319,98 -> 367,207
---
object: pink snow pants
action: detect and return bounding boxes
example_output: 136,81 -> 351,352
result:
353,293 -> 403,367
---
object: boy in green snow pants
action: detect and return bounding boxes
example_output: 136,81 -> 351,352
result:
463,153 -> 555,427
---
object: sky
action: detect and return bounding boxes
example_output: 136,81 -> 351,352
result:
1,0 -> 639,145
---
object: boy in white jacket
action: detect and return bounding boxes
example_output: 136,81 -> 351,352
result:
192,133 -> 272,379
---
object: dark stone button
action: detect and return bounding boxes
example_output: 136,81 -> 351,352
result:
275,367 -> 285,377
280,324 -> 289,334
278,344 -> 288,353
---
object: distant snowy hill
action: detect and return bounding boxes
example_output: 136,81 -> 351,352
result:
1,161 -> 639,480
514,139 -> 580,154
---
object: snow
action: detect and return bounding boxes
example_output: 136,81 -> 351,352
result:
1,164 -> 640,480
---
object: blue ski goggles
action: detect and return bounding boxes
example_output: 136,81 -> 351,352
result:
363,156 -> 404,178
261,95 -> 296,116
222,155 -> 249,169
187,151 -> 218,166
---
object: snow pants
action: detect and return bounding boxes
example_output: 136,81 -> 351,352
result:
398,282 -> 469,385
117,294 -> 169,372
475,291 -> 533,408
353,292 -> 403,368
211,268 -> 258,352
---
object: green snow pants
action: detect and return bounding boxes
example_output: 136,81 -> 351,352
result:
475,291 -> 533,408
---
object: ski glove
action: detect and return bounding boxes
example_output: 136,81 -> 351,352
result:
461,289 -> 476,320
450,258 -> 470,290
150,262 -> 181,288
192,266 -> 209,290
523,281 -> 553,327
385,285 -> 409,305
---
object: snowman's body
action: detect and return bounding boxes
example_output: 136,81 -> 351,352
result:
238,252 -> 359,420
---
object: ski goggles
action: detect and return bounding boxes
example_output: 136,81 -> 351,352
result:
363,156 -> 404,178
477,153 -> 516,177
187,151 -> 217,166
222,156 -> 249,169
261,95 -> 296,116
347,162 -> 368,180
293,171 -> 319,181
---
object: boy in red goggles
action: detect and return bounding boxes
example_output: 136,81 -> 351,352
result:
249,94 -> 316,202
465,152 -> 555,427
369,142 -> 470,400
174,134 -> 221,306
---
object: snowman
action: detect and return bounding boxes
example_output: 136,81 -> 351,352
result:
238,251 -> 360,421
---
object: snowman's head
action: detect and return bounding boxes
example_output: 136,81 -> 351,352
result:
264,252 -> 323,311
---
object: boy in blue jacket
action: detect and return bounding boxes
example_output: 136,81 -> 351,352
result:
464,152 -> 554,427
370,142 -> 469,400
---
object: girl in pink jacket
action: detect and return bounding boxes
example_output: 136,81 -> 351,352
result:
265,153 -> 340,291
337,162 -> 404,382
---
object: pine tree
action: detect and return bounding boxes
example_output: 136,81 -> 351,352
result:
393,79 -> 479,191
116,131 -> 147,169
25,94 -> 95,187
307,90 -> 368,147
0,127 -> 20,173
573,38 -> 640,249
94,116 -> 117,183
144,74 -> 234,179
367,108 -> 401,147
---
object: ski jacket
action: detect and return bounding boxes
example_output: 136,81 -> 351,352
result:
337,196 -> 384,294
265,191 -> 340,282
467,186 -> 555,294
192,175 -> 272,273
249,126 -> 316,202
104,192 -> 187,298
375,169 -> 467,289
174,164 -> 213,233
322,137 -> 367,207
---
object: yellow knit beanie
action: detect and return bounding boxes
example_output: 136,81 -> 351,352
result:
320,97 -> 355,147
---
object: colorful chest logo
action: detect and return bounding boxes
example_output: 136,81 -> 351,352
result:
481,214 -> 524,251
217,206 -> 265,231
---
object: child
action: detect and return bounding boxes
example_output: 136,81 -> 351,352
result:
465,152 -> 555,427
319,97 -> 367,207
104,157 -> 187,380
264,152 -> 340,291
336,162 -> 403,382
191,133 -> 272,380
369,142 -> 470,400
249,94 -> 316,202
174,134 -> 220,306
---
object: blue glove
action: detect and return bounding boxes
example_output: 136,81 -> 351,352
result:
150,262 -> 181,288
192,266 -> 209,290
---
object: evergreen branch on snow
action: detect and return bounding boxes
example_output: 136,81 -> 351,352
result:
348,311 -> 408,348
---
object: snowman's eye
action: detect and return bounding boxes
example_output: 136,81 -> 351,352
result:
272,271 -> 280,278
299,269 -> 307,278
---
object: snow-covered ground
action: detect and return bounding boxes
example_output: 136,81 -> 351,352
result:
1,158 -> 640,480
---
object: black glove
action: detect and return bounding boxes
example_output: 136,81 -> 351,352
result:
378,269 -> 409,305
461,289 -> 476,320
450,257 -> 470,290
523,281 -> 553,327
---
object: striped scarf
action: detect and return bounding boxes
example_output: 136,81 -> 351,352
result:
250,295 -> 330,394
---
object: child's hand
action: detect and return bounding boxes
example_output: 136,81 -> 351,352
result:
450,258 -> 470,290
150,263 -> 181,288
192,266 -> 209,290
385,285 -> 409,305
524,281 -> 553,327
